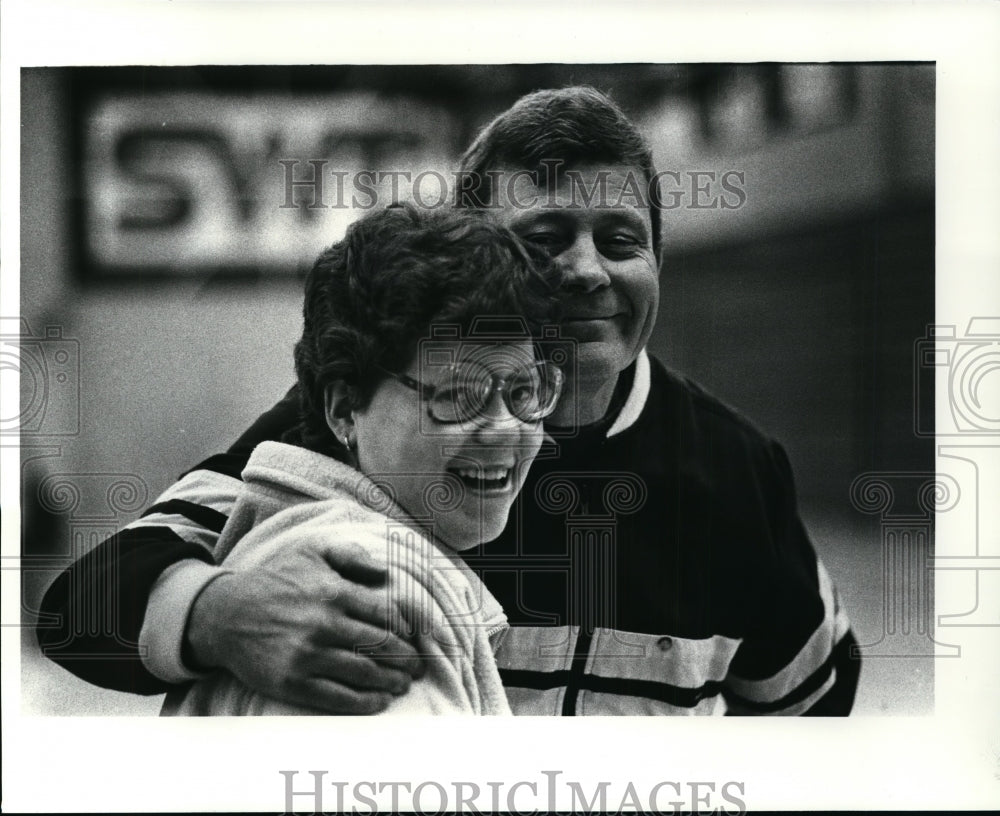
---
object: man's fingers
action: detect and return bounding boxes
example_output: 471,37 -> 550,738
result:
356,639 -> 425,679
336,581 -> 428,656
318,543 -> 389,587
313,615 -> 413,655
322,584 -> 426,678
307,648 -> 413,695
312,617 -> 425,678
338,583 -> 408,631
291,677 -> 394,715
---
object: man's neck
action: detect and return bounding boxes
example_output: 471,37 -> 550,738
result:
548,365 -> 632,430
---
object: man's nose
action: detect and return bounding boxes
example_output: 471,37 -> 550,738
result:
559,234 -> 611,293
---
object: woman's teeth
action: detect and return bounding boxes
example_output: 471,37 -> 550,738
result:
450,466 -> 512,490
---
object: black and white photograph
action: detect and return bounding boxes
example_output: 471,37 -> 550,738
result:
3,1 -> 999,813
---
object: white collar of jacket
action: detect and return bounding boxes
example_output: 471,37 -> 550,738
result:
540,349 -> 651,446
606,348 -> 651,439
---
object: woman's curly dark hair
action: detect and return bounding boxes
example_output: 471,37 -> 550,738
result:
291,203 -> 560,458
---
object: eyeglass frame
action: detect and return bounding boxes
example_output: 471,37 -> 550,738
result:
378,359 -> 564,425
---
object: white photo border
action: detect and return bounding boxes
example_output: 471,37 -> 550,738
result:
3,1 -> 999,811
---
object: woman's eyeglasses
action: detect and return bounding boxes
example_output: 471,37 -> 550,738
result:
382,360 -> 563,424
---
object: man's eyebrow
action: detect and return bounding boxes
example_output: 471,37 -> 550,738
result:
507,206 -> 652,238
597,208 -> 651,236
507,211 -> 570,230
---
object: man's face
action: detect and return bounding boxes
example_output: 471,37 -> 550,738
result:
491,163 -> 659,396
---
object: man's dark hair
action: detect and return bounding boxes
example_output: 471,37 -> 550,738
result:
291,203 -> 559,457
457,86 -> 662,260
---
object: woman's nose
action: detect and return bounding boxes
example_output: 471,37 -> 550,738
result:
469,386 -> 522,434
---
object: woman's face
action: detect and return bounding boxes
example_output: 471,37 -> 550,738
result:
350,340 -> 548,550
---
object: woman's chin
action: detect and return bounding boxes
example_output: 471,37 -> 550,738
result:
436,509 -> 510,552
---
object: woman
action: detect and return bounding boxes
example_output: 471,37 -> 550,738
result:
164,204 -> 562,715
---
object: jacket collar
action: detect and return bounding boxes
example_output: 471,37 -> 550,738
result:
606,348 -> 651,438
243,441 -> 404,516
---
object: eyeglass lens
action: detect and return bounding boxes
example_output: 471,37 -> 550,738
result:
430,361 -> 559,423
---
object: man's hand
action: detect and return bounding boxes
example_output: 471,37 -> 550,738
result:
184,540 -> 424,714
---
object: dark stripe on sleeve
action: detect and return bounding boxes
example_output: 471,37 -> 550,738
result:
499,668 -> 575,691
802,630 -> 860,716
36,525 -> 214,695
724,631 -> 860,715
141,499 -> 228,534
500,668 -> 723,710
181,452 -> 250,481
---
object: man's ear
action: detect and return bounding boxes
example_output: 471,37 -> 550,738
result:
323,380 -> 356,449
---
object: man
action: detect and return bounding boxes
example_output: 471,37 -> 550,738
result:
38,86 -> 860,715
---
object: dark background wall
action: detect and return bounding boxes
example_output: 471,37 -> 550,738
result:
656,204 -> 935,512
